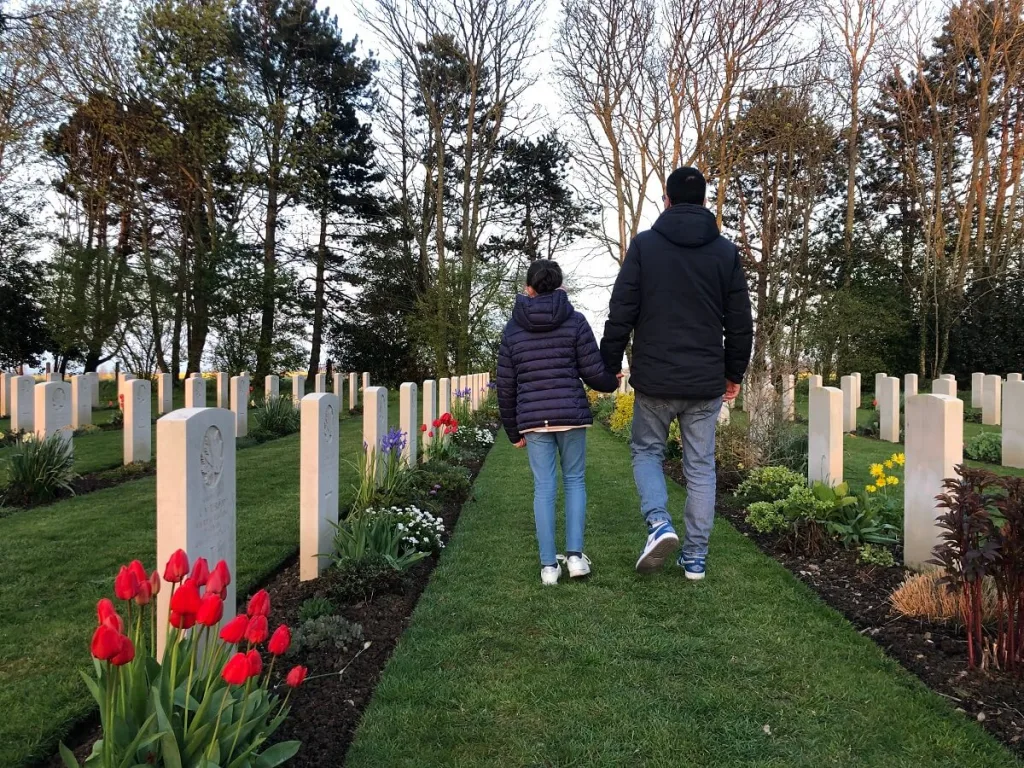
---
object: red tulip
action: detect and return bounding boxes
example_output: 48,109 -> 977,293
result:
245,615 -> 269,644
450,419 -> 458,429
246,649 -> 262,678
222,652 -> 250,686
432,418 -> 441,429
190,557 -> 210,588
196,594 -> 224,627
246,589 -> 270,618
149,570 -> 161,596
114,566 -> 140,601
96,598 -> 123,633
428,430 -> 434,438
91,625 -> 122,661
206,560 -> 230,598
163,549 -> 190,583
111,634 -> 135,666
219,615 -> 249,644
420,423 -> 427,432
128,559 -> 147,586
169,610 -> 196,630
268,625 -> 291,656
440,412 -> 452,425
169,579 -> 201,616
285,665 -> 308,688
134,579 -> 153,606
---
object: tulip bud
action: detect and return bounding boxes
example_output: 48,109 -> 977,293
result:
127,559 -> 147,585
222,652 -> 250,686
163,549 -> 190,584
190,557 -> 210,588
90,625 -> 123,661
134,579 -> 153,606
246,649 -> 263,678
196,593 -> 224,627
206,560 -> 231,598
246,589 -> 270,618
96,598 -> 123,633
285,665 -> 308,688
169,610 -> 196,630
149,570 -> 161,596
111,634 -> 135,666
219,615 -> 249,644
114,565 -> 140,601
268,625 -> 291,656
245,614 -> 269,645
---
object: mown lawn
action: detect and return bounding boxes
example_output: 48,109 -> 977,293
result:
346,427 -> 1020,767
0,391 -> 394,767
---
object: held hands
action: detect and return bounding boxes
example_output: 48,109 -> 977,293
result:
514,439 -> 526,449
724,380 -> 741,403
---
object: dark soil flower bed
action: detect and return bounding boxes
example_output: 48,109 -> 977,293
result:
663,459 -> 1024,756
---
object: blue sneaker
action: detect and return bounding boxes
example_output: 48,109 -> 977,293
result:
636,523 -> 680,573
678,555 -> 706,581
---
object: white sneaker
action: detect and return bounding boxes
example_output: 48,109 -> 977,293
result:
566,554 -> 592,578
540,562 -> 562,586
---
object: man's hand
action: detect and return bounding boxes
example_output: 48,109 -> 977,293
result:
724,380 -> 741,403
514,438 -> 526,449
615,372 -> 625,380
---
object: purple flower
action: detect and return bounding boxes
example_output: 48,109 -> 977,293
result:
487,382 -> 496,389
380,427 -> 407,455
433,484 -> 442,490
429,490 -> 437,496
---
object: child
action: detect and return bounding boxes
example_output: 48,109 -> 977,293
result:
496,259 -> 619,585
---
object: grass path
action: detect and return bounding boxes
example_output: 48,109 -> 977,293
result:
346,427 -> 1020,767
0,396 -> 394,767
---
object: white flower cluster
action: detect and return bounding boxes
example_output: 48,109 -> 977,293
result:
366,504 -> 446,553
455,426 -> 494,448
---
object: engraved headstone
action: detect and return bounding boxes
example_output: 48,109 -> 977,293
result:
438,377 -> 451,416
157,373 -> 172,415
400,382 -> 418,467
0,371 -> 9,418
216,372 -> 229,409
292,374 -> 305,405
904,373 -> 919,398
363,386 -> 388,481
348,372 -> 358,410
264,375 -> 279,404
300,393 -> 339,581
10,375 -> 34,432
156,408 -> 236,653
333,372 -> 344,406
124,379 -> 151,464
841,375 -> 857,433
971,372 -> 985,408
36,380 -> 72,445
932,377 -> 956,398
314,373 -> 326,393
362,372 -> 370,392
878,376 -> 900,443
422,380 -> 437,456
185,376 -> 206,408
809,386 -> 843,485
1004,380 -> 1024,469
230,375 -> 248,438
71,374 -> 91,429
983,374 -> 1002,426
808,374 -> 823,389
88,371 -> 100,407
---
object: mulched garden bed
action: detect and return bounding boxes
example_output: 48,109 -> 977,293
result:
42,438 -> 493,768
664,460 -> 1024,756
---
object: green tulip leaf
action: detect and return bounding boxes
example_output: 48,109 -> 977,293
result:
58,742 -> 80,768
254,742 -> 301,768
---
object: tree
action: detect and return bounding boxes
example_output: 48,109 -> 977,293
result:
0,200 -> 50,368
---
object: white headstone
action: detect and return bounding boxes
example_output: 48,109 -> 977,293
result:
10,375 -> 34,433
904,373 -> 919,398
363,386 -> 388,481
1004,381 -> 1024,469
87,372 -> 100,407
124,379 -> 151,464
905,394 -> 963,570
185,376 -> 206,408
782,375 -> 795,421
71,374 -> 91,429
438,377 -> 451,416
422,380 -> 437,456
156,408 -> 236,653
932,378 -> 956,398
315,373 -> 327,393
983,374 -> 1002,426
841,375 -> 857,433
300,393 -> 339,581
808,374 -> 823,389
874,372 -> 887,400
157,373 -> 172,415
292,375 -> 305,405
809,386 -> 843,485
971,372 -> 985,408
941,374 -> 956,381
1008,373 -> 1023,384
35,381 -> 72,445
46,372 -> 61,382
718,400 -> 731,425
878,376 -> 900,443
265,375 -> 279,404
853,372 -> 862,401
216,372 -> 229,409
230,376 -> 248,438
348,372 -> 358,410
399,382 -> 418,467
362,372 -> 370,391
333,372 -> 344,407
0,372 -> 9,418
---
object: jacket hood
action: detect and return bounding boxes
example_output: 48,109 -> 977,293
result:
512,290 -> 574,332
652,203 -> 721,248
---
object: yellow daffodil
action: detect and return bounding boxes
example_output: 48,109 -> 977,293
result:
870,463 -> 885,477
895,453 -> 905,466
885,459 -> 894,469
889,476 -> 899,486
866,485 -> 877,493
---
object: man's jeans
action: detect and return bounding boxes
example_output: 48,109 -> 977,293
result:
525,429 -> 588,567
631,393 -> 722,558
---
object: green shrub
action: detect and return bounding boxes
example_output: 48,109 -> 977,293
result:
251,395 -> 300,442
2,433 -> 77,506
73,423 -> 103,437
298,596 -> 336,623
858,544 -> 896,567
330,509 -> 430,570
290,615 -> 363,655
736,466 -> 807,503
745,501 -> 787,533
965,431 -> 1002,464
413,460 -> 472,504
320,554 -> 405,603
964,407 -> 984,424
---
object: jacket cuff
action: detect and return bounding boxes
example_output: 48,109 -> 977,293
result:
726,373 -> 744,385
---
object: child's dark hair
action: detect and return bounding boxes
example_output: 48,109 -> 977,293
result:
526,259 -> 563,294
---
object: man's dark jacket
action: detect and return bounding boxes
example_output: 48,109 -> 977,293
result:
497,290 -> 618,444
601,203 -> 753,400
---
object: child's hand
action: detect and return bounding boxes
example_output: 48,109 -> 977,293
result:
514,439 -> 526,449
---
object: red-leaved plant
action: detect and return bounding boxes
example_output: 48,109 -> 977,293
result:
60,550 -> 306,767
992,476 -> 1024,672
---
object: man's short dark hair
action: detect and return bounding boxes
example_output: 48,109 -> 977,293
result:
526,259 -> 563,294
666,167 -> 707,206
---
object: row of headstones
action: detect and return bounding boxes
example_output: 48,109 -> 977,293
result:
807,375 -> 1024,571
151,369 -> 492,653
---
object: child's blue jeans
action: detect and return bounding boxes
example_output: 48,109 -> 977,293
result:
524,429 -> 588,567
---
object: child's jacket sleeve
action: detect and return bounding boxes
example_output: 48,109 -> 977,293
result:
576,314 -> 619,393
496,330 -> 522,444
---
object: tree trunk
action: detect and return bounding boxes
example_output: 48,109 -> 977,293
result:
256,182 -> 279,378
307,208 -> 329,381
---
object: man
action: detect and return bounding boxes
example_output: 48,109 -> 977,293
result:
601,167 -> 753,580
